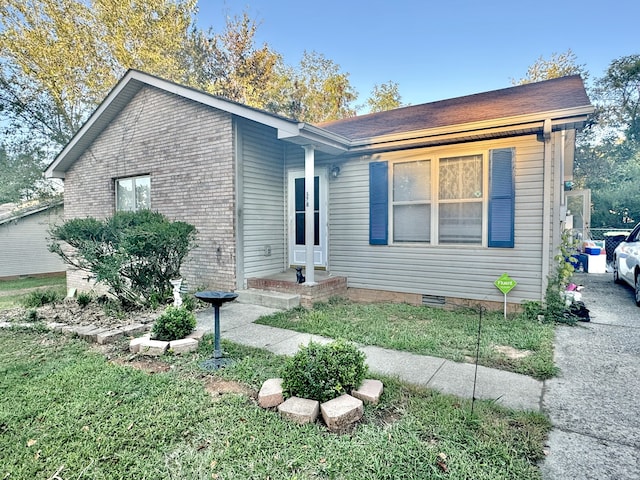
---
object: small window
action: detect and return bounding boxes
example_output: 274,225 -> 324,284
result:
116,175 -> 150,211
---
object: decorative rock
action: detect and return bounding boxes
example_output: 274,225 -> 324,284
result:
351,379 -> 384,404
96,329 -> 124,345
139,339 -> 169,356
129,335 -> 149,353
129,333 -> 151,352
320,394 -> 363,431
258,378 -> 284,408
46,322 -> 68,332
169,338 -> 199,354
121,323 -> 149,337
61,325 -> 78,335
76,325 -> 109,342
278,396 -> 319,425
187,328 -> 207,341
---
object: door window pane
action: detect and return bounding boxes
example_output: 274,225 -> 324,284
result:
294,176 -> 320,246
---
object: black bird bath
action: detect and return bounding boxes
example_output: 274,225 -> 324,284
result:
194,291 -> 238,369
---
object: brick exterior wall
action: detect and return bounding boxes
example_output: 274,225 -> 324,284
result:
63,86 -> 237,293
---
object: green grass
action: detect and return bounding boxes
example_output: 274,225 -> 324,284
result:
256,299 -> 558,380
0,275 -> 66,292
0,275 -> 66,310
0,329 -> 551,479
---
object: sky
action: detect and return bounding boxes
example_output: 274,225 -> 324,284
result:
196,0 -> 639,109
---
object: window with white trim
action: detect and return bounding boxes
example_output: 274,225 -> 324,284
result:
115,175 -> 150,212
370,148 -> 514,247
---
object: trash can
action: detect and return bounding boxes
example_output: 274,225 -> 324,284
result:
604,232 -> 630,264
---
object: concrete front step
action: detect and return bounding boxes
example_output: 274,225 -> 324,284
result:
235,289 -> 300,309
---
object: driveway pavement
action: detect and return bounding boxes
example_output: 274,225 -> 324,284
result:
540,272 -> 640,479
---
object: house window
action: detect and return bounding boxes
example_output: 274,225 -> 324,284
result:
369,148 -> 514,247
392,160 -> 431,242
116,175 -> 150,211
438,155 -> 483,244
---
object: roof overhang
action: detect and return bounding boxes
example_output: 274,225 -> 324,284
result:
343,105 -> 595,155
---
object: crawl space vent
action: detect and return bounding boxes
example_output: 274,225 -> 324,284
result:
422,294 -> 445,307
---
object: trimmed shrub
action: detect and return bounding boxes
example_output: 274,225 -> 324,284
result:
49,210 -> 197,309
152,306 -> 196,341
281,339 -> 368,403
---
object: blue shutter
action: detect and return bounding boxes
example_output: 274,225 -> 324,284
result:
488,148 -> 515,248
369,161 -> 388,245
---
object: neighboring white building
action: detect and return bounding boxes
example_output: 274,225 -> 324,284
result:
0,200 -> 65,279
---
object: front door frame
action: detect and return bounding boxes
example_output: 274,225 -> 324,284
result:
287,168 -> 328,268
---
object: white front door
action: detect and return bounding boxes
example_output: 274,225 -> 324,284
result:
288,169 -> 328,267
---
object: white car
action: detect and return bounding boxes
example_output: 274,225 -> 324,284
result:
613,223 -> 640,306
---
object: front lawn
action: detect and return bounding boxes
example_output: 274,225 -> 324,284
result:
0,329 -> 551,479
256,299 -> 557,380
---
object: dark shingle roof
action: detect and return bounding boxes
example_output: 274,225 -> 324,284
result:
317,75 -> 591,140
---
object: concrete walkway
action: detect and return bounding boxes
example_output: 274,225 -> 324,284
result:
196,302 -> 543,412
539,273 -> 640,480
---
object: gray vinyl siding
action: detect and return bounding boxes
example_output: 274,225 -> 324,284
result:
238,119 -> 286,283
329,135 -> 552,303
0,205 -> 65,278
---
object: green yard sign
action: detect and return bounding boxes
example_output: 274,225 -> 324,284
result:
494,273 -> 516,319
494,273 -> 517,294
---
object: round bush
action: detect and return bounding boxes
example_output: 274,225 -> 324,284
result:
151,306 -> 196,341
281,339 -> 368,403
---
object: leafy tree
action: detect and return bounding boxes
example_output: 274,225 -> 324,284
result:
575,55 -> 640,228
593,54 -> 640,145
277,51 -> 358,123
0,145 -> 58,202
0,0 -> 199,151
49,210 -> 197,308
512,49 -> 588,85
365,81 -> 403,113
194,13 -> 284,109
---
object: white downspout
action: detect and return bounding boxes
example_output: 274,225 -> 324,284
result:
541,119 -> 552,299
303,145 -> 316,285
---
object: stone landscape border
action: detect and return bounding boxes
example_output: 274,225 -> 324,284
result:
258,377 -> 384,432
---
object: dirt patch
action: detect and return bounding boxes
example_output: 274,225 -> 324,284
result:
203,376 -> 256,398
110,357 -> 173,374
493,345 -> 533,360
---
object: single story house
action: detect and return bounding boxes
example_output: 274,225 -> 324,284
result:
0,200 -> 65,280
45,70 -> 593,309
